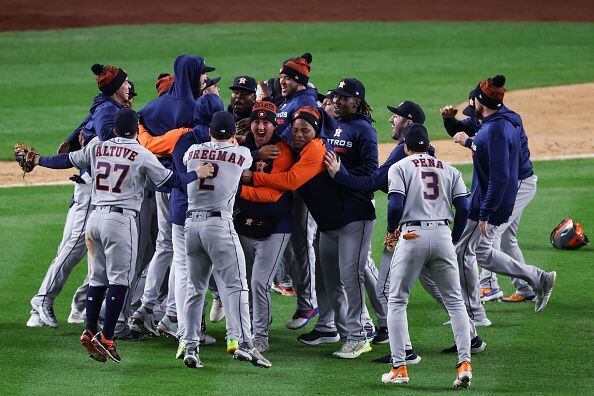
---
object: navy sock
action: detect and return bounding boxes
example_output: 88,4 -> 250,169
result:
103,285 -> 128,340
86,286 -> 107,334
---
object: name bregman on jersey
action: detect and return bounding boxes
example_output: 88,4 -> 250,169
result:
95,145 -> 138,161
186,148 -> 247,167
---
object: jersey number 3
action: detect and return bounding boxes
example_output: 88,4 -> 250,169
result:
421,171 -> 439,200
96,162 -> 130,193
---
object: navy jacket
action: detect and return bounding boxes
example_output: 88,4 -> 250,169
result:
469,109 -> 522,226
236,133 -> 293,234
169,94 -> 224,225
333,142 -> 436,193
276,87 -> 318,142
82,94 -> 123,143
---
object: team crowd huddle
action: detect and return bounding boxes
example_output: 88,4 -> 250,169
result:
16,51 -> 558,389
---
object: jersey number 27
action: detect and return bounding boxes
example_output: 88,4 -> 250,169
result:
96,162 -> 130,193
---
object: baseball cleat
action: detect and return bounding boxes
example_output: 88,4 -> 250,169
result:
453,361 -> 472,389
131,306 -> 159,337
26,309 -> 44,327
114,328 -> 145,341
535,271 -> 557,312
92,331 -> 121,363
286,308 -> 318,330
176,339 -> 186,360
365,323 -> 377,341
501,293 -> 536,303
371,327 -> 389,344
226,338 -> 239,354
381,365 -> 409,384
480,288 -> 503,303
372,349 -> 421,365
332,339 -> 372,359
442,336 -> 486,354
297,329 -> 340,346
200,332 -> 216,346
157,315 -> 178,339
277,283 -> 296,296
209,297 -> 225,323
80,329 -> 107,362
32,304 -> 59,328
68,305 -> 85,324
254,337 -> 269,353
183,347 -> 203,369
234,343 -> 272,368
472,317 -> 492,327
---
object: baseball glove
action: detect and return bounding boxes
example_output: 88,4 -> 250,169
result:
13,142 -> 39,176
384,230 -> 400,252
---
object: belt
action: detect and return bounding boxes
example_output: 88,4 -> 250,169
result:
95,205 -> 137,217
402,220 -> 449,227
186,211 -> 222,219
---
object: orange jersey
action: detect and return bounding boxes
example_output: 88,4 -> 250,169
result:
137,124 -> 192,156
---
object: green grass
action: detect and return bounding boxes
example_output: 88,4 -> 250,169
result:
1,21 -> 594,158
1,158 -> 593,395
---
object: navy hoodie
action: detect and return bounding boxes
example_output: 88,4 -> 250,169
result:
82,93 -> 123,143
169,93 -> 223,225
276,87 -> 318,142
469,108 -> 523,226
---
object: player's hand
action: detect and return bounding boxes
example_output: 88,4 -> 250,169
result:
197,163 -> 215,179
259,145 -> 280,160
453,132 -> 469,147
384,230 -> 400,252
236,118 -> 251,136
324,151 -> 341,178
479,220 -> 489,236
241,169 -> 253,184
440,105 -> 458,118
57,141 -> 70,154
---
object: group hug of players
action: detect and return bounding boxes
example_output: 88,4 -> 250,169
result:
23,52 -> 556,389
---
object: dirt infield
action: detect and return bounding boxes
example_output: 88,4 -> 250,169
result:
1,0 -> 594,31
2,83 -> 593,187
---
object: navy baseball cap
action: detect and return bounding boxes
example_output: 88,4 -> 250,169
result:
317,89 -> 334,103
387,101 -> 425,124
202,76 -> 221,90
210,111 -> 236,137
203,64 -> 216,73
402,123 -> 430,152
128,81 -> 137,98
115,108 -> 139,138
462,89 -> 476,117
333,78 -> 365,100
229,76 -> 257,93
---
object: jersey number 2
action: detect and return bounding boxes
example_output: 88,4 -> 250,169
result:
421,171 -> 439,200
198,163 -> 219,191
96,162 -> 130,193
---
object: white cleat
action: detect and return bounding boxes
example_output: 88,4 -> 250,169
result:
26,310 -> 44,327
176,339 -> 186,360
453,361 -> 472,389
535,271 -> 557,312
472,317 -> 492,327
332,339 -> 372,359
157,316 -> 178,339
32,304 -> 59,328
209,298 -> 225,323
381,366 -> 409,384
68,306 -> 85,324
184,347 -> 203,369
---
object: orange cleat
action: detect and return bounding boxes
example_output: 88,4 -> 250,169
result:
453,361 -> 472,389
501,293 -> 535,303
381,365 -> 409,384
80,329 -> 107,363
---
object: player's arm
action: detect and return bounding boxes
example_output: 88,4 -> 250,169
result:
145,154 -> 212,189
252,140 -> 325,191
479,123 -> 511,222
452,195 -> 469,244
240,142 -> 293,203
137,124 -> 193,156
333,160 -> 389,192
60,114 -> 91,153
387,192 -> 405,233
347,128 -> 379,176
443,116 -> 478,137
95,106 -> 118,141
37,153 -> 75,169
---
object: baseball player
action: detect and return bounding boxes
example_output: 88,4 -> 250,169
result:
235,101 -> 294,353
244,106 -> 376,359
181,111 -> 271,369
276,53 -> 321,330
452,76 -> 556,324
441,87 -> 537,304
325,100 -> 429,363
381,124 -> 473,388
228,75 -> 257,137
19,108 -> 213,363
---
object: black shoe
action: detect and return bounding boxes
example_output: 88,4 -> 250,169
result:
115,328 -> 145,341
442,336 -> 486,354
364,323 -> 377,340
371,327 -> 389,344
372,349 -> 421,364
372,354 -> 391,364
297,330 -> 340,346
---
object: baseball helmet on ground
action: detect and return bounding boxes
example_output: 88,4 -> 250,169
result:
550,218 -> 589,250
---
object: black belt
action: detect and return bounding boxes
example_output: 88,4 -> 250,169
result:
186,211 -> 221,219
95,205 -> 137,217
402,220 -> 449,227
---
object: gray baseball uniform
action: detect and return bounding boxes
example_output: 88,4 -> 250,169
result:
387,153 -> 472,367
183,141 -> 254,350
69,137 -> 174,288
30,172 -> 92,311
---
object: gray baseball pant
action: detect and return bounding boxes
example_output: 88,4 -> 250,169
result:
31,176 -> 92,308
479,175 -> 537,296
140,192 -> 174,309
364,252 -> 387,328
318,220 -> 375,341
240,233 -> 290,338
388,223 -> 471,366
289,192 -> 317,311
184,214 -> 252,349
